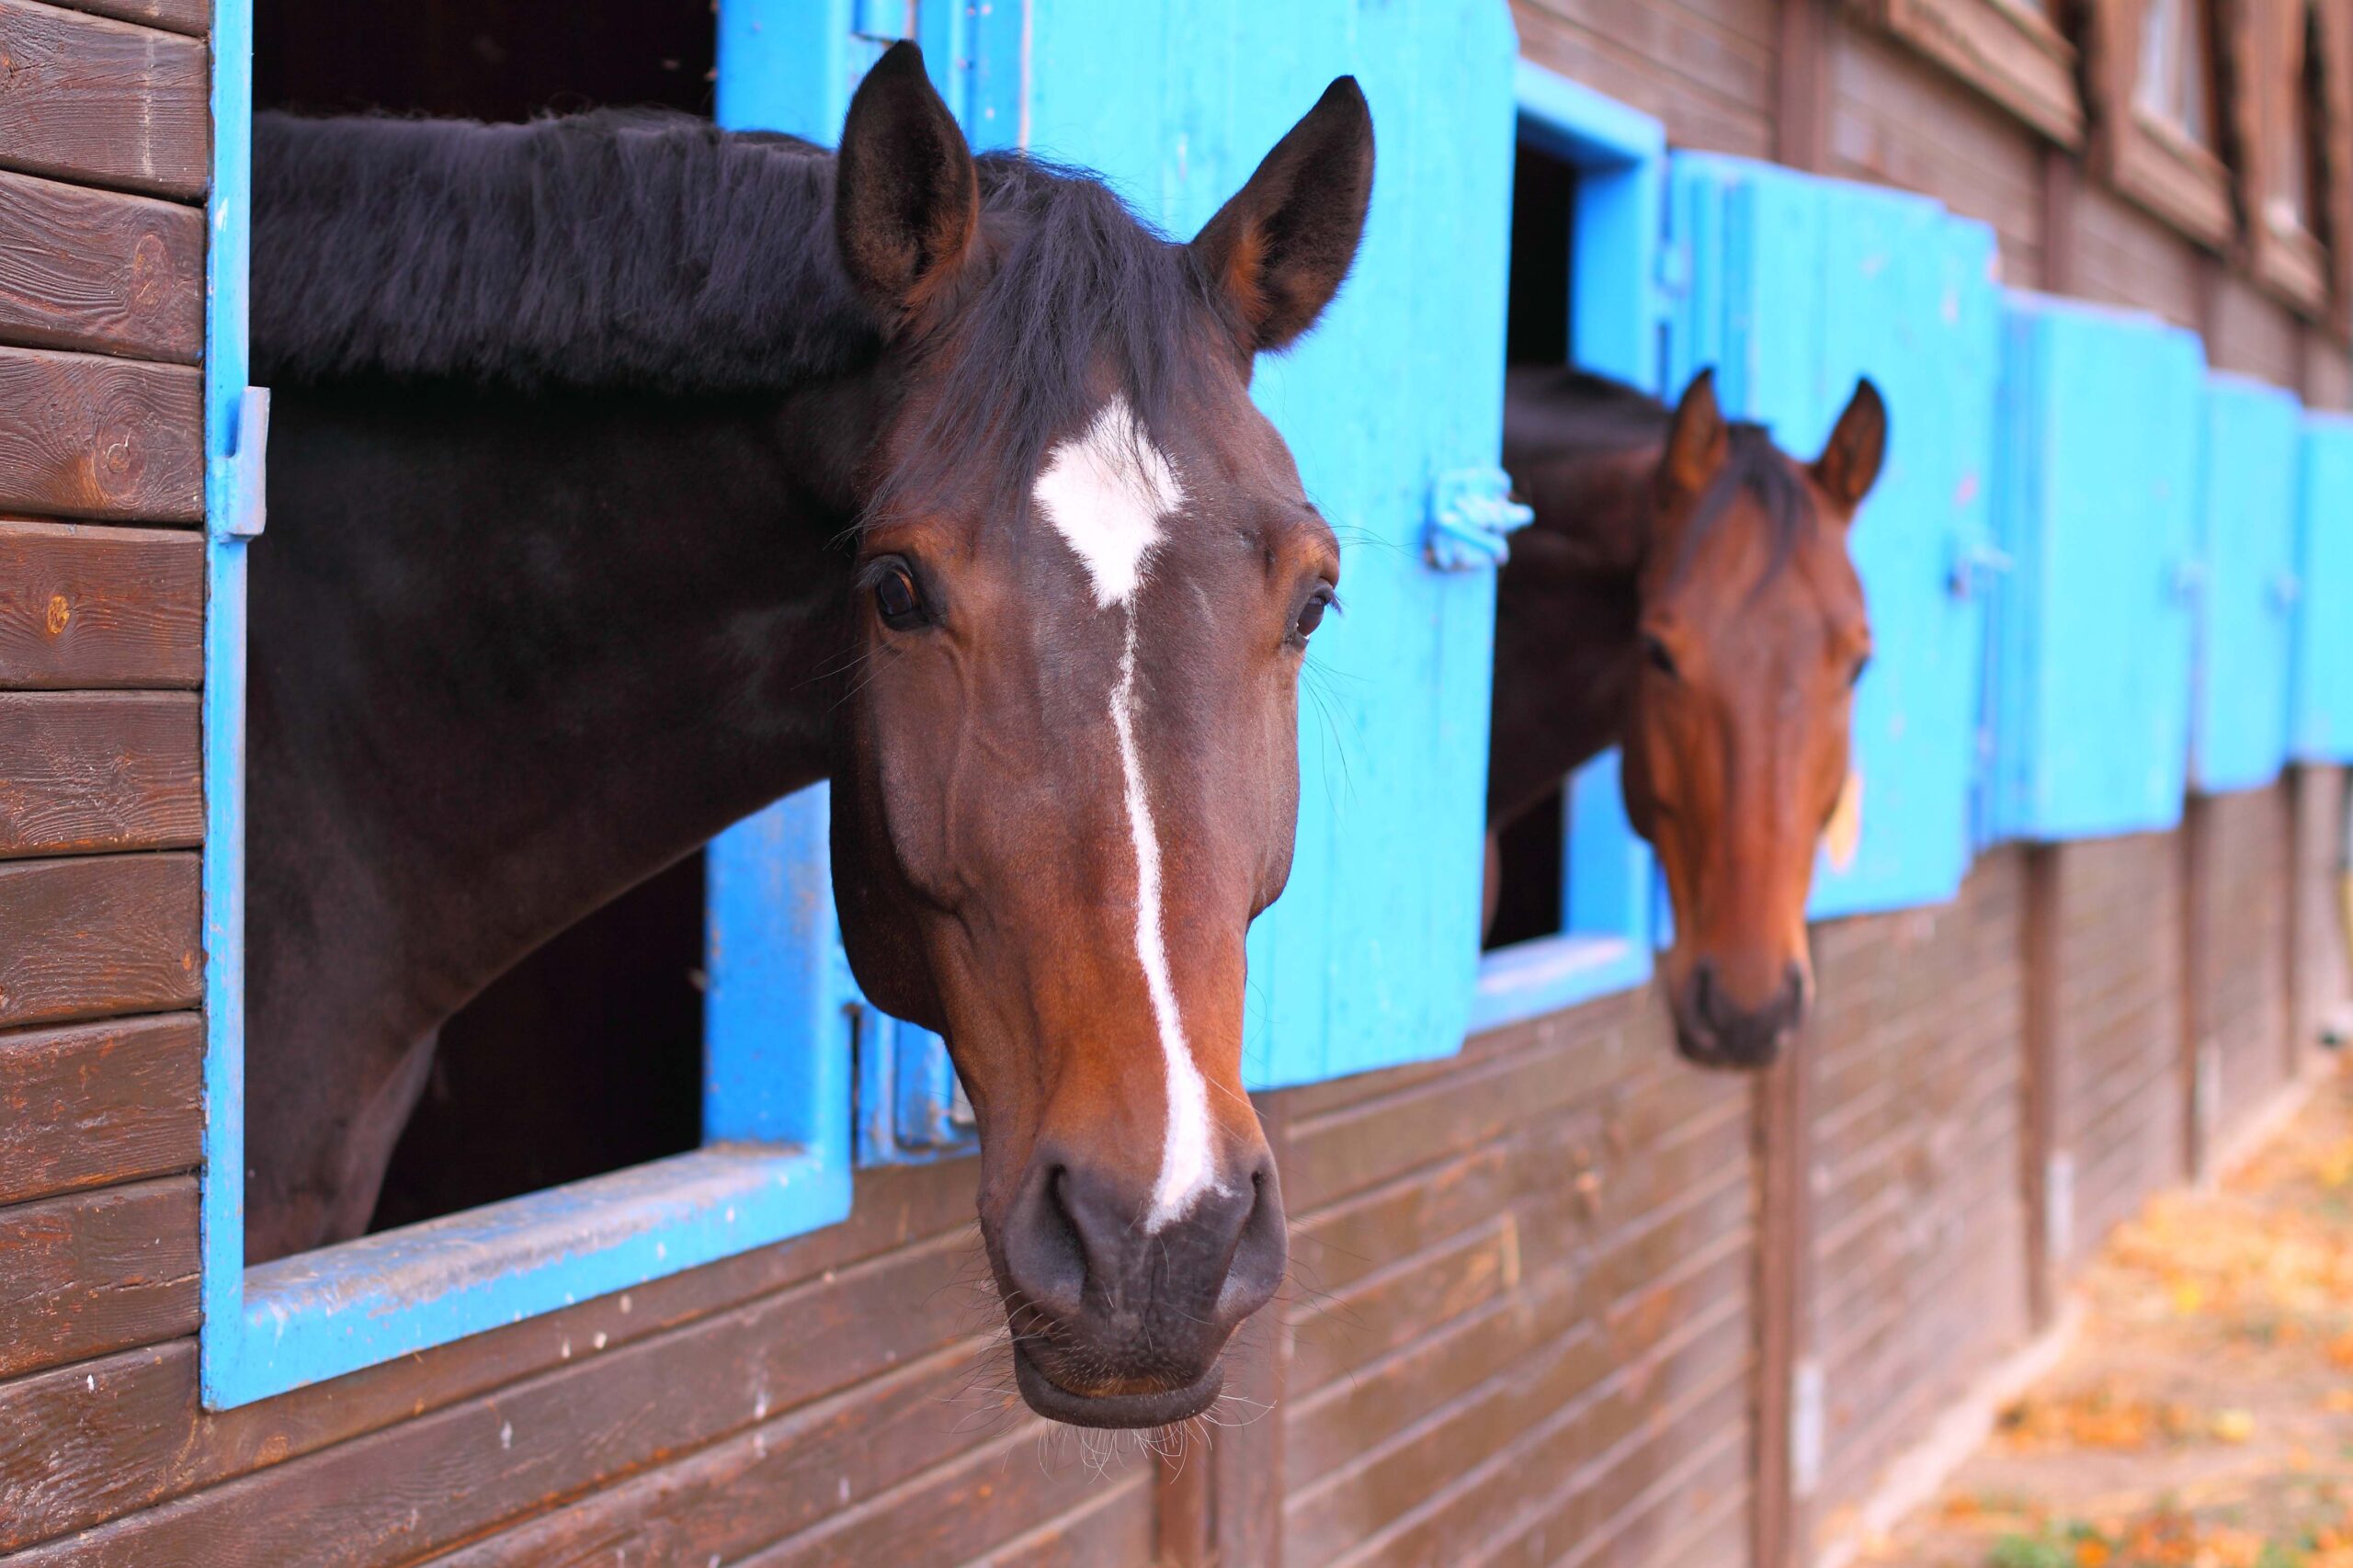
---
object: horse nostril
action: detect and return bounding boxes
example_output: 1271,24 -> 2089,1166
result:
1780,961 -> 1809,1026
1002,1165 -> 1087,1324
1214,1163 -> 1289,1322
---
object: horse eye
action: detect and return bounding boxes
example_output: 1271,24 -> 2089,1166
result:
1293,586 -> 1336,642
873,565 -> 926,629
1643,634 -> 1679,679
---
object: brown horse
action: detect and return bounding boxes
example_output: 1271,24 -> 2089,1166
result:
1486,367 -> 1885,1067
248,44 -> 1370,1426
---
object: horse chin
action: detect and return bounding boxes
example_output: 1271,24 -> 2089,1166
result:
1011,1345 -> 1225,1430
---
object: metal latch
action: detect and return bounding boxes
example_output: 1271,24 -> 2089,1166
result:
1426,467 -> 1534,572
210,385 -> 270,542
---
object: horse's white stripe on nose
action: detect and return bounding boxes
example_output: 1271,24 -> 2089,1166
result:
1034,396 -> 1218,1233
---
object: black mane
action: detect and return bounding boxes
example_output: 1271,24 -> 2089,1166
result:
253,111 -> 874,394
252,110 -> 1222,504
1506,365 -> 1810,579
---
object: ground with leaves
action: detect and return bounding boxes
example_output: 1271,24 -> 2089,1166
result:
1858,1062 -> 2353,1568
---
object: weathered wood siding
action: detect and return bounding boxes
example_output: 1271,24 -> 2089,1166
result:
1278,991 -> 1756,1567
0,6 -> 210,1506
2290,767 -> 2347,1077
2190,786 -> 2298,1159
1806,849 -> 2032,1530
2048,832 -> 2189,1269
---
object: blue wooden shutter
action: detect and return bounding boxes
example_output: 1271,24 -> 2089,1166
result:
705,4 -> 1522,1120
1009,3 -> 1522,1087
1661,156 -> 2001,916
2293,414 -> 2353,762
2191,374 -> 2302,793
1984,294 -> 2203,840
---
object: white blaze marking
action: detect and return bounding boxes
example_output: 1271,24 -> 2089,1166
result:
1033,397 -> 1218,1232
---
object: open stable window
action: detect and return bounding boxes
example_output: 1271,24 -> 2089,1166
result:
1468,65 -> 1667,1037
2089,0 -> 2237,247
1983,294 -> 2204,841
1662,155 -> 2003,918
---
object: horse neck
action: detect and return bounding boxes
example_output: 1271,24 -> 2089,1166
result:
248,380 -> 872,1048
1486,438 -> 1655,827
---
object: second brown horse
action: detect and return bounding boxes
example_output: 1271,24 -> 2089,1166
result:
1487,367 -> 1886,1067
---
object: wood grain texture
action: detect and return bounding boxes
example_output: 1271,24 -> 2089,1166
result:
1510,0 -> 1779,158
0,1176 -> 198,1380
0,0 -> 210,199
0,1157 -> 980,1555
0,691 -> 199,858
1805,854 -> 2032,1532
0,169 -> 201,361
33,0 -> 207,37
0,349 -> 201,522
0,1012 -> 200,1207
0,520 -> 202,688
1861,0 -> 2083,144
0,854 -> 199,1029
416,1342 -> 1015,1567
0,1225 -> 988,1563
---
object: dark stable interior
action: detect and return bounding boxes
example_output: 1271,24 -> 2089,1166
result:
255,0 -> 717,1231
1484,138 -> 1578,952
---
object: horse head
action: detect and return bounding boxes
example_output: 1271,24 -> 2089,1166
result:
1624,369 -> 1885,1068
826,44 -> 1371,1427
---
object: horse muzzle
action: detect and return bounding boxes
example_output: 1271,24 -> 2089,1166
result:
992,1149 -> 1286,1428
1671,957 -> 1809,1069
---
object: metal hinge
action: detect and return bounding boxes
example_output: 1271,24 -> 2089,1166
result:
1948,538 -> 2014,599
1426,467 -> 1534,572
1654,237 -> 1690,299
2170,557 -> 2208,603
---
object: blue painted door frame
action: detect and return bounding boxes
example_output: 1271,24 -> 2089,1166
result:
1470,62 -> 1665,1036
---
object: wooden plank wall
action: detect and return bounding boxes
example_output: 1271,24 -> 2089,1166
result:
1273,989 -> 1756,1567
2191,786 -> 2298,1159
1803,851 -> 2032,1535
2047,833 -> 2188,1273
2290,767 -> 2348,1075
0,0 -> 211,1540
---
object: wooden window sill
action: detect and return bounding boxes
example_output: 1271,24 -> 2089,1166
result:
2109,105 -> 2237,249
1859,0 -> 2086,144
2253,209 -> 2332,315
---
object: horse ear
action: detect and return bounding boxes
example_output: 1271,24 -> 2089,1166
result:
1813,378 -> 1887,511
1660,369 -> 1729,500
835,41 -> 980,331
1190,77 -> 1375,358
